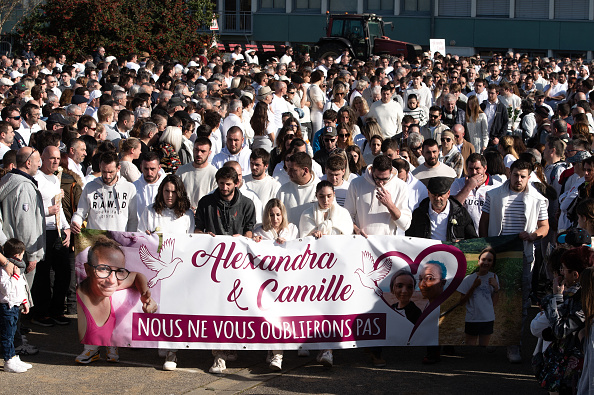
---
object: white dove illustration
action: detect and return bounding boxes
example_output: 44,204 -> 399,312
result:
354,251 -> 392,296
139,238 -> 183,288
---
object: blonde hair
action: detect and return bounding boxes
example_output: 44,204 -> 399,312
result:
160,126 -> 183,152
262,199 -> 288,232
500,135 -> 519,159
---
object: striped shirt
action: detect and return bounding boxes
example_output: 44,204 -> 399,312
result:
483,189 -> 548,235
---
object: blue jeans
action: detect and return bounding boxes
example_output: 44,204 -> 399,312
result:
0,303 -> 20,361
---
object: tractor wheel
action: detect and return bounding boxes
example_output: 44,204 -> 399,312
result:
316,43 -> 346,60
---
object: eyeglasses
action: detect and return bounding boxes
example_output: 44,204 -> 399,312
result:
441,138 -> 452,142
430,115 -> 440,119
24,148 -> 37,163
334,92 -> 345,96
7,115 -> 20,120
85,262 -> 130,280
338,133 -> 349,138
324,138 -> 336,142
289,124 -> 298,128
288,91 -> 296,94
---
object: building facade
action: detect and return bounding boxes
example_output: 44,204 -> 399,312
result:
215,0 -> 594,58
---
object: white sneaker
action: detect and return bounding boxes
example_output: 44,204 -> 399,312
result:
106,346 -> 119,363
297,349 -> 310,357
4,356 -> 27,373
75,345 -> 100,364
225,350 -> 238,361
14,356 -> 32,370
163,351 -> 177,371
269,354 -> 283,371
507,345 -> 522,364
317,350 -> 333,367
209,356 -> 227,374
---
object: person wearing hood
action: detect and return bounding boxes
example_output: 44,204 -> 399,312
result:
344,154 -> 411,237
70,152 -> 138,234
0,147 -> 46,286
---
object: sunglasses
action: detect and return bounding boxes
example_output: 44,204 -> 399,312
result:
324,138 -> 336,142
441,138 -> 452,142
338,133 -> 349,138
430,115 -> 440,119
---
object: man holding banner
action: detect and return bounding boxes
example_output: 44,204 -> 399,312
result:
479,159 -> 549,363
194,165 -> 256,374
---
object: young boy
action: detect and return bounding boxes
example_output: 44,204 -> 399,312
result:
0,238 -> 32,373
403,94 -> 428,126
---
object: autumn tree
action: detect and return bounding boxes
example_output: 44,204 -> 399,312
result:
17,0 -> 215,61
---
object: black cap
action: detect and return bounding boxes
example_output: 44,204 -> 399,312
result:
71,95 -> 87,105
291,74 -> 304,84
557,228 -> 592,247
168,97 -> 187,108
322,126 -> 337,137
46,113 -> 69,126
427,176 -> 454,195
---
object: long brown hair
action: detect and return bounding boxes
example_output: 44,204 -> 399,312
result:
153,174 -> 191,218
466,94 -> 483,123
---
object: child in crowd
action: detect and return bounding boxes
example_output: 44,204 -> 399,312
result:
457,247 -> 499,346
403,94 -> 428,126
0,238 -> 32,373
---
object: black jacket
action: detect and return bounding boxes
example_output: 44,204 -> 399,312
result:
405,197 -> 478,241
195,188 -> 256,236
480,100 -> 509,140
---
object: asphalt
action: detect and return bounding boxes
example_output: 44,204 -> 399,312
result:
0,311 -> 545,395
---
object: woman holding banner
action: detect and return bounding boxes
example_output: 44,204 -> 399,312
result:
253,199 -> 298,245
298,180 -> 353,239
298,180 -> 353,368
137,174 -> 193,371
253,199 -> 298,371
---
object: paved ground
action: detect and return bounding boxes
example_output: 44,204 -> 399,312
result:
0,311 -> 546,395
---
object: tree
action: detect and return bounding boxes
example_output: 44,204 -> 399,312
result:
0,0 -> 42,35
17,0 -> 215,61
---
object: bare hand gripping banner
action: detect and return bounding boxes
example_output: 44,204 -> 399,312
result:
75,230 -> 524,349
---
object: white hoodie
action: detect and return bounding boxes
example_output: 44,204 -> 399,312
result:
72,176 -> 138,232
344,166 -> 411,235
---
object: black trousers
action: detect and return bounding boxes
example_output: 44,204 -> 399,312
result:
31,230 -> 70,318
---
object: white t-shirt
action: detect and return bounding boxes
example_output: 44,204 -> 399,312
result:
458,272 -> 499,322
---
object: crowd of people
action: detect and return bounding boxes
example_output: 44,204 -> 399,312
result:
0,42 -> 592,391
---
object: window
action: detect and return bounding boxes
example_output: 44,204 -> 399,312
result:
555,0 -> 588,20
438,0 -> 470,16
515,0 -> 548,19
260,0 -> 284,10
329,0 -> 357,12
476,0 -> 510,17
365,0 -> 394,14
294,0 -> 321,12
402,0 -> 430,14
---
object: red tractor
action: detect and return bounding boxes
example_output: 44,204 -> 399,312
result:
313,13 -> 422,62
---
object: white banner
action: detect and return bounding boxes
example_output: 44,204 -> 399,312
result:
75,231 -> 522,349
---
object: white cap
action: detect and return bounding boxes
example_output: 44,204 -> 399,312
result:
89,89 -> 102,102
10,70 -> 23,79
0,78 -> 13,86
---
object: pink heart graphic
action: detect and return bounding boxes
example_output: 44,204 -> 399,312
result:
375,244 -> 467,342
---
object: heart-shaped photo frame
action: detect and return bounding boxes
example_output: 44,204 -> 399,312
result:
372,243 -> 467,342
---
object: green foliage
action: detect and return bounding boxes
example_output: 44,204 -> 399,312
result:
16,0 -> 215,62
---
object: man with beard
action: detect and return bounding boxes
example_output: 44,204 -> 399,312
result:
194,166 -> 256,374
0,121 -> 14,160
133,152 -> 164,217
411,139 -> 457,183
211,126 -> 252,176
71,152 -> 138,233
243,148 -> 281,207
479,160 -> 549,363
175,137 -> 217,210
420,106 -> 450,143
